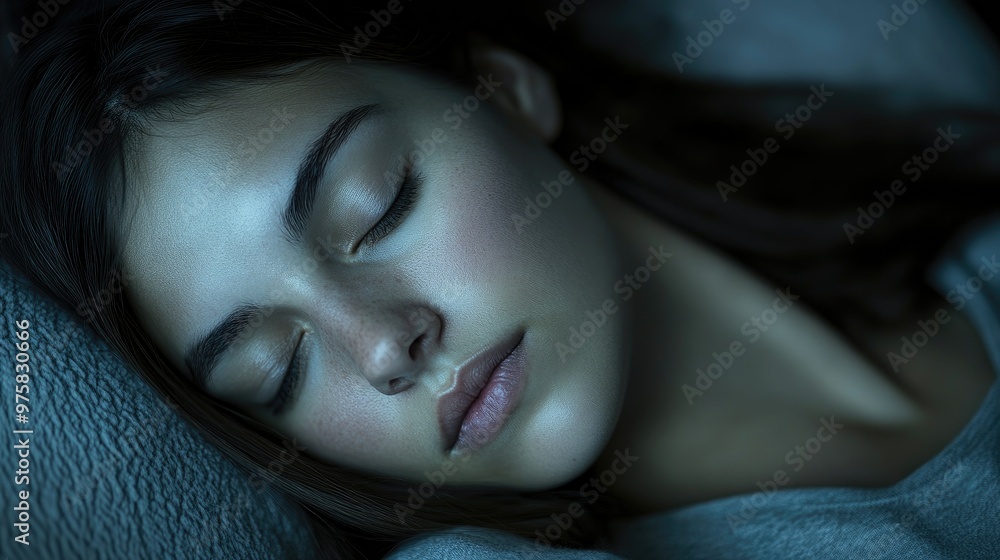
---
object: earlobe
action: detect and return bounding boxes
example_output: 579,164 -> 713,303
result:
468,43 -> 563,142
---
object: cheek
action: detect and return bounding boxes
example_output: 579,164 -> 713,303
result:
407,155 -> 536,296
297,374 -> 421,471
435,125 -> 581,251
417,131 -> 622,312
445,167 -> 524,262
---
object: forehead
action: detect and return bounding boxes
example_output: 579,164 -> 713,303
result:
119,63 -> 389,367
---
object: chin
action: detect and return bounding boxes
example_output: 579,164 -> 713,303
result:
502,350 -> 628,491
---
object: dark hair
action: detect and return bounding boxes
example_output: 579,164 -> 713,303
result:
539,15 -> 1000,366
3,0 -> 999,558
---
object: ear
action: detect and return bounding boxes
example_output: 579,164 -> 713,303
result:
467,41 -> 562,143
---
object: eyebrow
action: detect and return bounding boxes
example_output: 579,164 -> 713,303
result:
185,103 -> 381,391
281,103 -> 382,243
185,304 -> 264,391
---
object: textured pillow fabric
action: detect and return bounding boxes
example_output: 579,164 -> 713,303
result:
0,264 -> 320,560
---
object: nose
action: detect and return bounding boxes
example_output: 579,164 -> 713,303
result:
358,306 -> 442,395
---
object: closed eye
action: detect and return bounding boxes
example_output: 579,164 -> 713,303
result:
360,168 -> 423,249
270,331 -> 305,415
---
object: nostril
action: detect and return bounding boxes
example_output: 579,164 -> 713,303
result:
387,377 -> 412,394
409,333 -> 427,360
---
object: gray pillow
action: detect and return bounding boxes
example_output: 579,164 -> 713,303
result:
0,263 -> 320,559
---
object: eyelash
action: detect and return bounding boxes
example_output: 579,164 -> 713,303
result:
271,332 -> 304,415
360,168 -> 423,249
270,171 -> 422,415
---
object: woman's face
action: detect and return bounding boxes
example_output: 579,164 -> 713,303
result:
122,56 -> 630,490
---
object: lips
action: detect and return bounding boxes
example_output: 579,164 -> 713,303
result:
438,331 -> 526,454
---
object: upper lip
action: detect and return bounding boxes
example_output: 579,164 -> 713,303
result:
437,330 -> 524,451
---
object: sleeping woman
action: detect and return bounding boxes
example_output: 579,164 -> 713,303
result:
3,0 -> 1000,558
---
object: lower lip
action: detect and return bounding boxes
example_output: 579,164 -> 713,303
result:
453,336 -> 527,454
